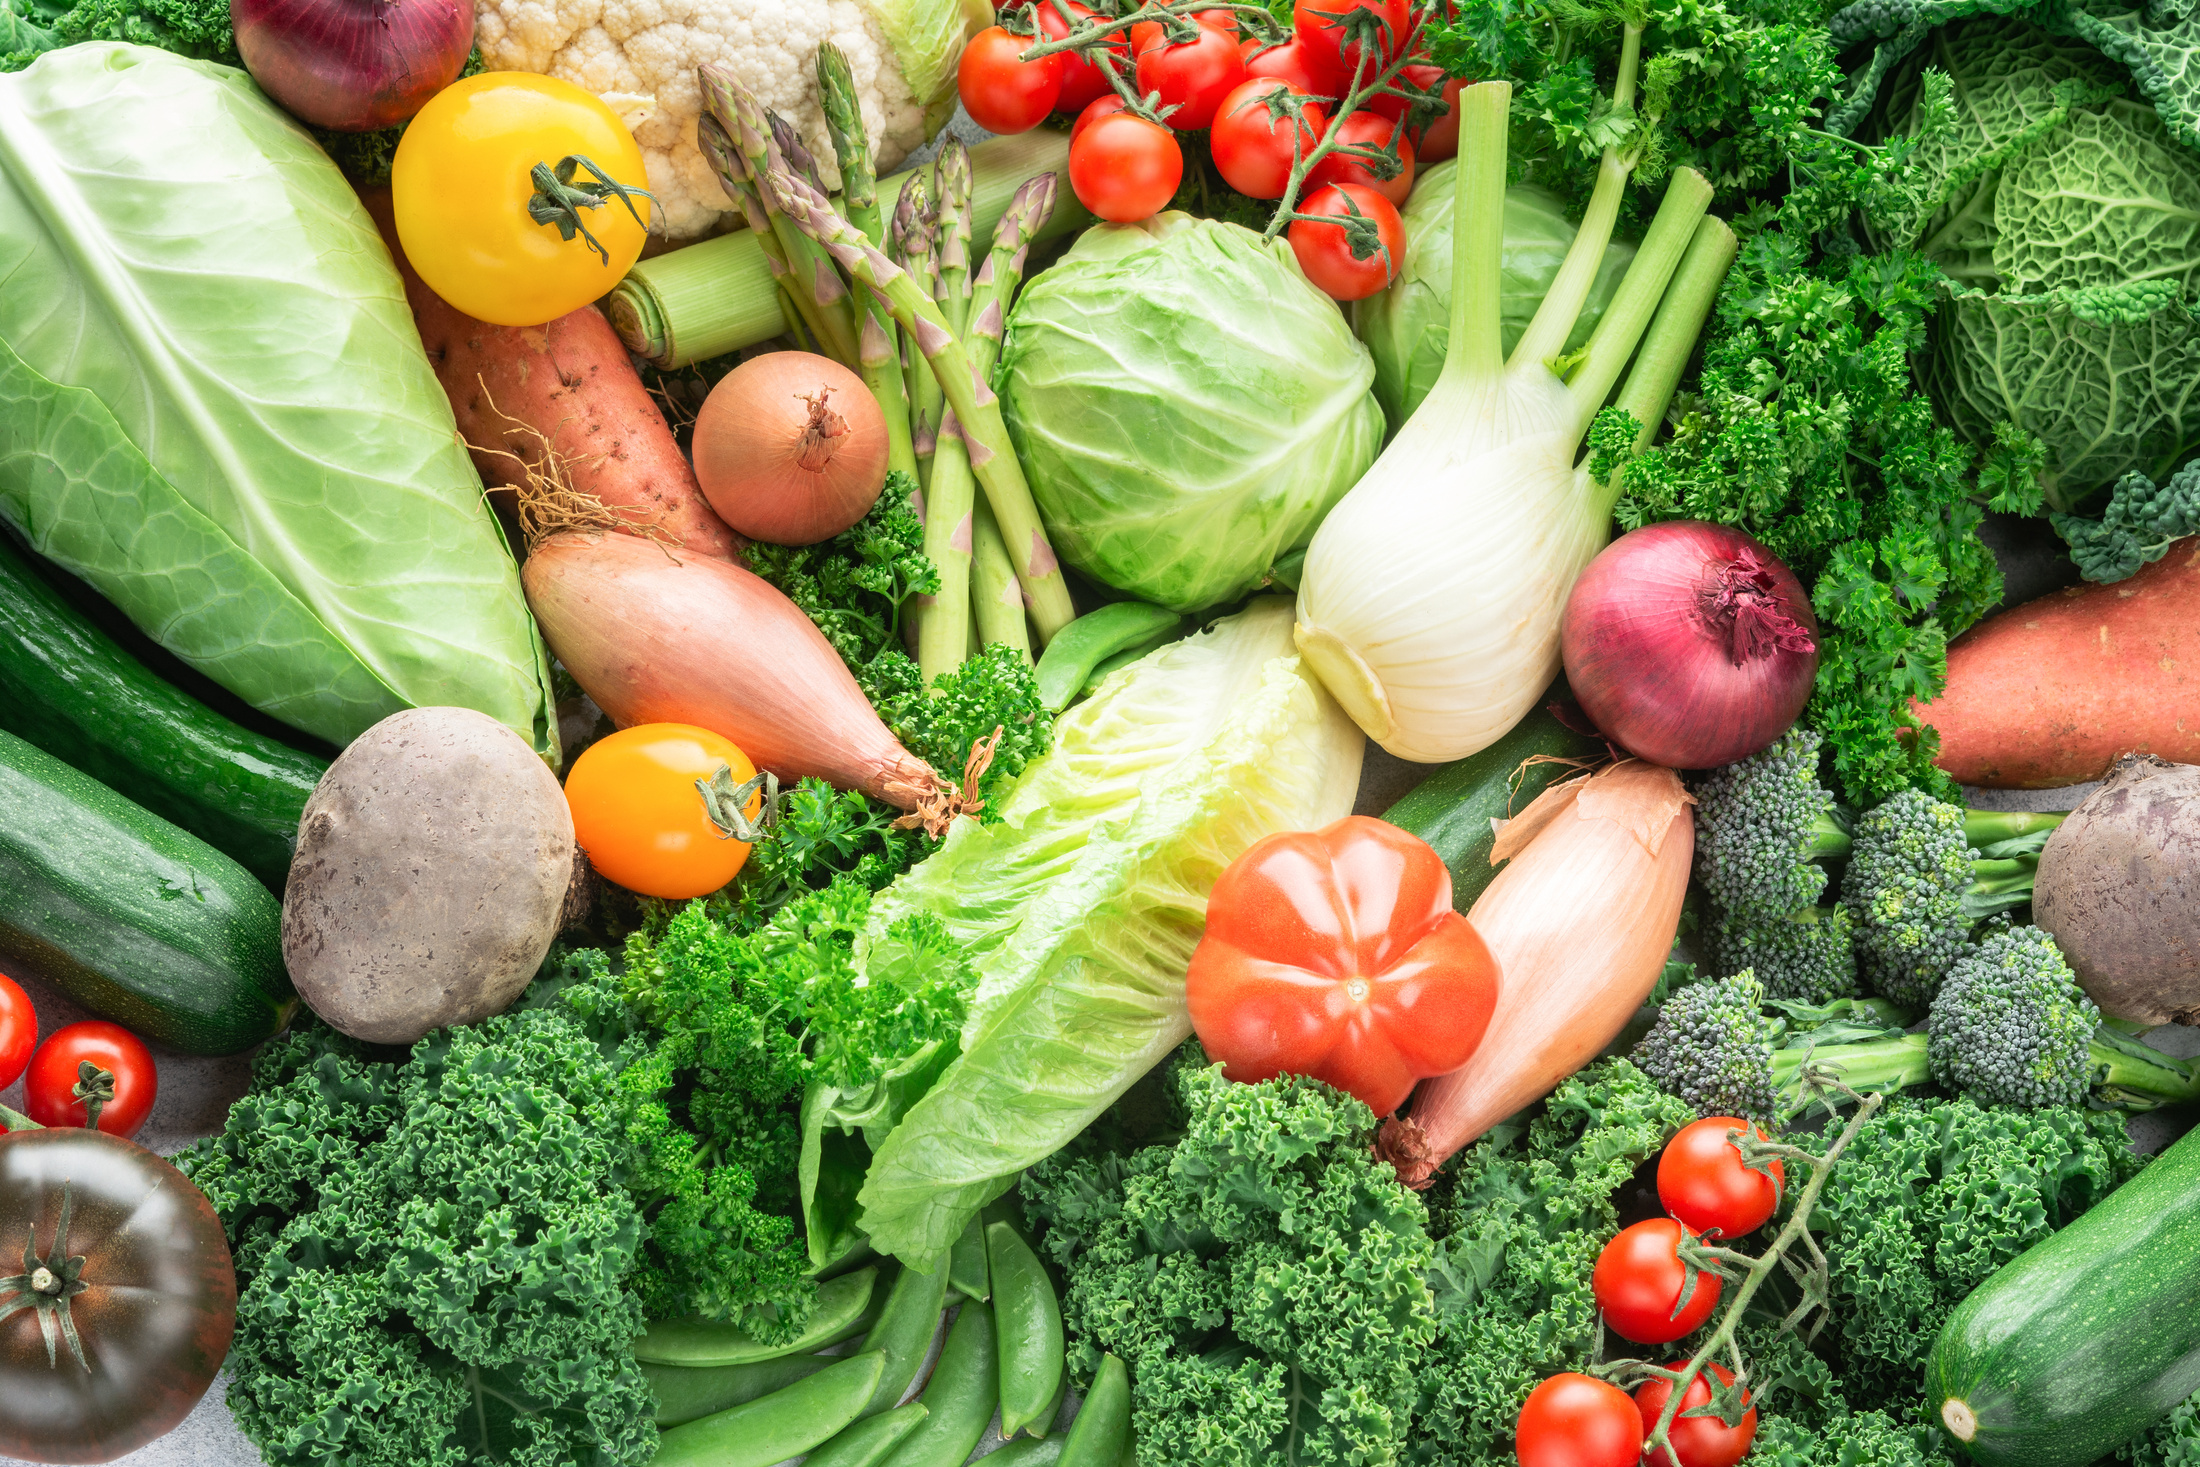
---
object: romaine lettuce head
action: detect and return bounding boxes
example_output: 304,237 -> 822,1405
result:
0,44 -> 558,756
1356,170 -> 1637,431
1000,214 -> 1384,613
849,598 -> 1365,1261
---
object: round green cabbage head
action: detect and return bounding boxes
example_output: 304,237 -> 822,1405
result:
999,213 -> 1385,613
1873,17 -> 2200,508
1355,168 -> 1638,430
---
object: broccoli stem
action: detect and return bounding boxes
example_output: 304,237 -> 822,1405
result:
1777,1024 -> 2200,1115
1965,808 -> 2066,848
2089,1025 -> 2200,1110
1772,1035 -> 1931,1119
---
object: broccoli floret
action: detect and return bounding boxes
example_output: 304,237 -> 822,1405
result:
2053,461 -> 2200,584
1694,729 -> 1853,919
1631,970 -> 1781,1122
1710,904 -> 1861,1005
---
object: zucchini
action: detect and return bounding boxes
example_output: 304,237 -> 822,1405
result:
0,729 -> 296,1055
0,534 -> 324,890
1380,690 -> 1603,912
1926,1121 -> 2200,1467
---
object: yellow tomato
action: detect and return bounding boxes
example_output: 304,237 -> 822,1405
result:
564,724 -> 761,899
391,73 -> 653,327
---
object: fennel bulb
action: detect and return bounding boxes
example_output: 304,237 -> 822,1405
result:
1294,79 -> 1737,762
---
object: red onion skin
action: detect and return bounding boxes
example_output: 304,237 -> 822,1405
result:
232,0 -> 472,132
694,352 -> 888,546
1561,521 -> 1819,770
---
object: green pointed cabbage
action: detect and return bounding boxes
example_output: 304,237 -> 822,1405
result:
1356,171 -> 1638,431
1000,214 -> 1385,613
0,45 -> 558,756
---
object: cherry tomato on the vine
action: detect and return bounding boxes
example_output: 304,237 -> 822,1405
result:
24,1022 -> 156,1139
1659,1115 -> 1785,1239
1634,1363 -> 1758,1467
564,723 -> 762,900
392,73 -> 653,328
1593,1217 -> 1723,1344
1131,5 -> 1239,53
959,25 -> 1065,134
1073,91 -> 1133,140
1516,1373 -> 1645,1467
0,972 -> 32,1092
1035,0 -> 1124,114
1293,0 -> 1411,85
1210,78 -> 1327,200
1372,60 -> 1459,153
1135,22 -> 1245,129
1070,112 -> 1183,221
1307,107 -> 1413,205
1287,181 -> 1405,301
1243,37 -> 1345,98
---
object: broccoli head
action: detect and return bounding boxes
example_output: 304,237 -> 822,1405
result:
1926,925 -> 2098,1108
1631,970 -> 1781,1122
1710,904 -> 1862,1006
1841,790 -> 1977,1007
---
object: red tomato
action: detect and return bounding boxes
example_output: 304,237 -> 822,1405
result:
1134,23 -> 1244,130
564,723 -> 761,900
1415,74 -> 1469,160
1373,61 -> 1464,158
958,25 -> 1063,135
1069,112 -> 1183,222
0,972 -> 32,1092
1244,37 -> 1345,98
24,1022 -> 156,1139
1634,1363 -> 1758,1467
1131,5 -> 1238,53
1287,181 -> 1405,301
1210,78 -> 1327,200
1308,108 -> 1413,205
1035,0 -> 1125,114
1073,91 -> 1132,140
1294,0 -> 1410,86
1517,1373 -> 1645,1467
1185,815 -> 1502,1115
1658,1116 -> 1785,1239
1593,1217 -> 1723,1344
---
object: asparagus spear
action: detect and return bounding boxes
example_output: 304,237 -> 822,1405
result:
916,142 -> 981,681
697,113 -> 822,355
970,498 -> 1032,659
817,41 -> 917,479
889,175 -> 943,482
933,141 -> 976,334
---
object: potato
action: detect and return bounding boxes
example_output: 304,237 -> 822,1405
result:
283,707 -> 575,1044
2035,754 -> 2200,1027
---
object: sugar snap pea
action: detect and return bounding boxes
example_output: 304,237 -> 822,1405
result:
643,1352 -> 832,1427
1059,1354 -> 1131,1467
1033,602 -> 1187,711
949,1214 -> 990,1302
881,1301 -> 997,1467
981,1436 -> 1067,1466
988,1221 -> 1065,1438
1079,629 -> 1186,698
799,1399 -> 930,1467
636,1265 -> 877,1367
650,1349 -> 885,1467
856,1244 -> 952,1416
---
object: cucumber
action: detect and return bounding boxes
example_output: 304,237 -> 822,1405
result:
0,535 -> 325,890
0,729 -> 296,1055
1926,1121 -> 2200,1467
1380,690 -> 1603,912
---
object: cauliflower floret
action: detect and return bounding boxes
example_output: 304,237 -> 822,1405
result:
477,0 -> 962,240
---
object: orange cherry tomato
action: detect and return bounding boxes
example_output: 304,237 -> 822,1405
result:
563,724 -> 762,899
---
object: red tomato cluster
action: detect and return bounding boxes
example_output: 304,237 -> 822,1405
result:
1,972 -> 159,1139
1514,1117 -> 1779,1467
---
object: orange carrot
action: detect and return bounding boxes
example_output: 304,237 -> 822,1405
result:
358,187 -> 741,562
1916,538 -> 2200,788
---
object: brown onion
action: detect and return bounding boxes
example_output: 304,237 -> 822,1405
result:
1560,521 -> 1819,770
231,0 -> 472,132
693,351 -> 888,545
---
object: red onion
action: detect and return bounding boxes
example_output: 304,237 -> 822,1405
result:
693,352 -> 888,546
1560,521 -> 1819,769
231,0 -> 473,132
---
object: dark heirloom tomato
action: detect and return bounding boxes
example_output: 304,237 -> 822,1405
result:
0,1127 -> 236,1464
1186,815 -> 1502,1115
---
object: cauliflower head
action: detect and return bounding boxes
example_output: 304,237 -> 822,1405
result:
477,0 -> 984,240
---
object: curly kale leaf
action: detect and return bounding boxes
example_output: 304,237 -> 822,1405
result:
2053,460 -> 2200,580
177,1010 -> 656,1467
2123,1388 -> 2200,1467
1,0 -> 231,69
1022,1047 -> 1438,1467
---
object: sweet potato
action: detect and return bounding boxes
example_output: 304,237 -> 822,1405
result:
357,187 -> 741,561
1915,538 -> 2200,787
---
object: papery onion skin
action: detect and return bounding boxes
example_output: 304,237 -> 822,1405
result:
694,351 -> 888,546
1561,521 -> 1818,770
232,0 -> 473,132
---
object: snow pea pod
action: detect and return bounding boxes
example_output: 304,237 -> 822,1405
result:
1059,1354 -> 1131,1467
800,1400 -> 930,1467
1079,627 -> 1186,698
636,1266 -> 877,1366
988,1220 -> 1065,1438
1033,602 -> 1187,710
643,1352 -> 832,1427
651,1349 -> 885,1467
982,1436 -> 1067,1466
949,1214 -> 990,1302
856,1245 -> 952,1416
881,1302 -> 997,1467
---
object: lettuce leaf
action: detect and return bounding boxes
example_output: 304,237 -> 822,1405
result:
850,598 -> 1365,1261
0,45 -> 556,754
